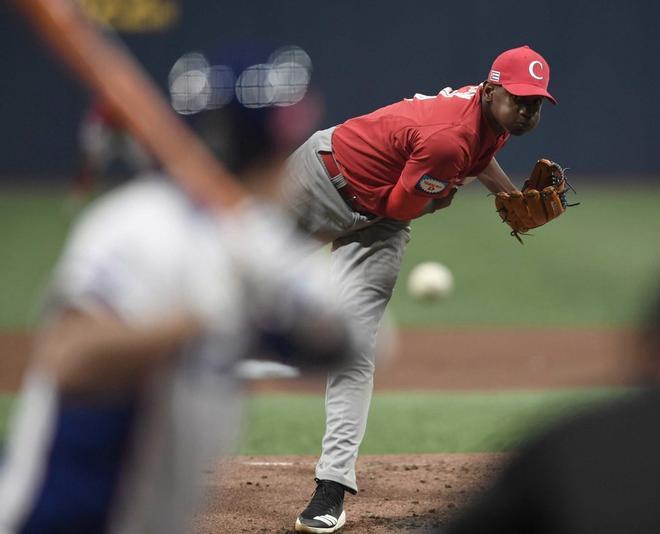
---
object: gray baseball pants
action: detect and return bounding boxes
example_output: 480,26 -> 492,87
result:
283,127 -> 411,493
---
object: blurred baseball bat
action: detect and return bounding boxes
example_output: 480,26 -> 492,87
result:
13,0 -> 247,209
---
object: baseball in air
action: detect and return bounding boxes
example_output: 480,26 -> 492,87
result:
407,261 -> 454,301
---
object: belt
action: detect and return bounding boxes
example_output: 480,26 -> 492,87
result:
318,151 -> 375,219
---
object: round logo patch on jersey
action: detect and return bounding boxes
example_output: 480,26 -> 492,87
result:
415,174 -> 448,195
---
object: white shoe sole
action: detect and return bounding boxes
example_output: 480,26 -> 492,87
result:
294,510 -> 346,533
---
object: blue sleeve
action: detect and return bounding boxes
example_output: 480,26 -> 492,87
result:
19,396 -> 137,534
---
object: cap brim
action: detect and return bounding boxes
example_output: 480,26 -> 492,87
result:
502,83 -> 557,105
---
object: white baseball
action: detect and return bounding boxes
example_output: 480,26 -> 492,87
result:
407,261 -> 454,301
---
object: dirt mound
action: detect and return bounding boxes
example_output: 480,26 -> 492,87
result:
195,453 -> 504,533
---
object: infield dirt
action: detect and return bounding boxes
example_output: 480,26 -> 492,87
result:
197,453 -> 502,533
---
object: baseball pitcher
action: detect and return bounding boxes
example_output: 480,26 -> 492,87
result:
287,45 -> 575,533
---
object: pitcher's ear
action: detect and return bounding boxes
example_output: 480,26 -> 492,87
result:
483,82 -> 496,102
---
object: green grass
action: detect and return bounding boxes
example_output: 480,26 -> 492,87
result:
0,395 -> 15,438
0,389 -> 632,455
0,191 -> 73,328
0,187 -> 652,460
391,185 -> 660,326
1,185 -> 660,328
238,388 -> 627,455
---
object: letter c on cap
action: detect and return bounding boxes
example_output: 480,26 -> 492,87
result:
529,60 -> 544,80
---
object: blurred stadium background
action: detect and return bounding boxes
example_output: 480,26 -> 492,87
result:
1,0 -> 659,458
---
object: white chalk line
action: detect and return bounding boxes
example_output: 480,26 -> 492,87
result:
241,461 -> 295,467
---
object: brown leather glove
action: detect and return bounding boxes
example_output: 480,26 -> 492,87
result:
495,159 -> 575,243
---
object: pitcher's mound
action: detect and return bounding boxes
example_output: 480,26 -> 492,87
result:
195,453 -> 505,533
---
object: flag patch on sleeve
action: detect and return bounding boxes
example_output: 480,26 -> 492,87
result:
415,175 -> 448,194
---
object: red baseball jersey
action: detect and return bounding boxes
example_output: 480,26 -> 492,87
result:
331,85 -> 509,219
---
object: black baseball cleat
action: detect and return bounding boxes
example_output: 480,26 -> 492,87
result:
294,479 -> 346,533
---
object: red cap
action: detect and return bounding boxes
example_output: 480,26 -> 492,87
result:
488,45 -> 557,105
